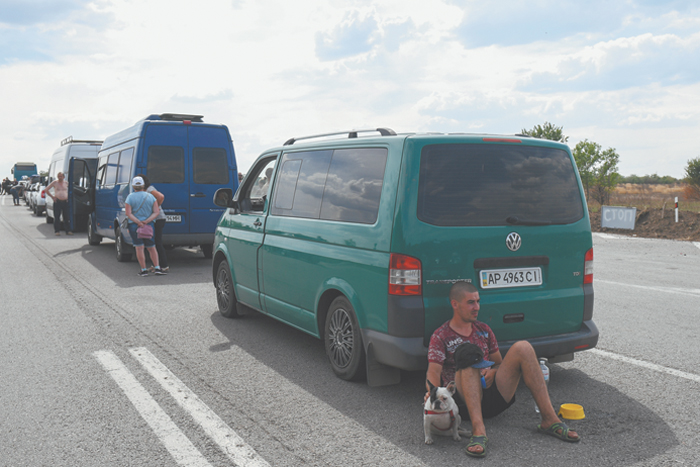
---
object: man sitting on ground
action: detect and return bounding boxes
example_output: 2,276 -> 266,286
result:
426,281 -> 580,458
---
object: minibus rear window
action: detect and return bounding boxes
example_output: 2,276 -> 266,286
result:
417,144 -> 584,226
193,148 -> 229,184
147,146 -> 185,184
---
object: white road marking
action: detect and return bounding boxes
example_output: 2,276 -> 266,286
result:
596,279 -> 700,297
694,242 -> 700,250
130,347 -> 270,467
592,232 -> 643,240
590,348 -> 700,384
94,350 -> 213,467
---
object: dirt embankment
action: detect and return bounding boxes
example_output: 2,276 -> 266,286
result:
589,208 -> 700,242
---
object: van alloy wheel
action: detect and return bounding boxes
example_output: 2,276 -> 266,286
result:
325,297 -> 365,381
115,228 -> 132,262
216,261 -> 240,318
87,216 -> 102,246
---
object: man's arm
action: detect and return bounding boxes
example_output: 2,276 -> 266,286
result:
45,181 -> 56,199
426,362 -> 443,390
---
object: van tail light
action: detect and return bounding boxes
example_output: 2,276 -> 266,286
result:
584,248 -> 593,284
41,189 -> 46,199
389,253 -> 422,295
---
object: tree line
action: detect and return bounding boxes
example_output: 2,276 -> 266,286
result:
520,122 -> 700,203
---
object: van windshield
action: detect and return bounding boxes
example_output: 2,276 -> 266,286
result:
417,143 -> 584,226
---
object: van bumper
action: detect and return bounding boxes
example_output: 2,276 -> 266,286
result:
498,319 -> 599,360
362,319 -> 599,372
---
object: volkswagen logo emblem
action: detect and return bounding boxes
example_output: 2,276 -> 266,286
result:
506,232 -> 522,252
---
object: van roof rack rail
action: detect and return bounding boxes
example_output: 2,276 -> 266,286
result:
150,113 -> 204,122
283,127 -> 396,146
60,136 -> 104,146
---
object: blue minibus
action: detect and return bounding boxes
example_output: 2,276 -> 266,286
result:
85,113 -> 238,261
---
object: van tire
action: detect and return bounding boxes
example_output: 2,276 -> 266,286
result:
324,296 -> 366,381
87,216 -> 102,246
115,228 -> 132,262
201,244 -> 213,259
46,210 -> 54,224
215,261 -> 240,318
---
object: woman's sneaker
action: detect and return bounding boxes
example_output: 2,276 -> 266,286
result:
154,267 -> 167,275
138,269 -> 149,277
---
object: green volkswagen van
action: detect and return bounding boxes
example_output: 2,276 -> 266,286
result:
212,129 -> 597,386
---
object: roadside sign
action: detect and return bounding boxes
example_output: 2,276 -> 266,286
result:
601,206 -> 637,230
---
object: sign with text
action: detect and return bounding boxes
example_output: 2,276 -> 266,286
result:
601,206 -> 637,230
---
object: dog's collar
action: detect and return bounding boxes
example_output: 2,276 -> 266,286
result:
424,409 -> 456,431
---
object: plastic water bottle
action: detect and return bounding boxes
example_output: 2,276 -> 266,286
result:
535,358 -> 549,414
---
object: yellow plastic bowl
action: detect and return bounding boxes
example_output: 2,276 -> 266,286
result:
558,403 -> 585,420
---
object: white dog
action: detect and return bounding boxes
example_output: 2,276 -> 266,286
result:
424,380 -> 469,444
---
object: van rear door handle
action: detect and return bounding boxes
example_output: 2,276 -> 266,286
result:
190,193 -> 206,198
253,220 -> 262,227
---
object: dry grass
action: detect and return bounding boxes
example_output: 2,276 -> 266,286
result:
588,183 -> 700,213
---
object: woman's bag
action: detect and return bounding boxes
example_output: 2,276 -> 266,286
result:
136,223 -> 154,239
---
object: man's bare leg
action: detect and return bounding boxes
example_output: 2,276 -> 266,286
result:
494,341 -> 579,440
456,367 -> 487,455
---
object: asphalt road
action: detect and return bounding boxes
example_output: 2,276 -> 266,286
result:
1,198 -> 699,466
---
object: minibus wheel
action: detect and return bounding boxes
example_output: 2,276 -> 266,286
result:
216,261 -> 240,318
325,296 -> 366,381
115,227 -> 132,262
87,216 -> 102,246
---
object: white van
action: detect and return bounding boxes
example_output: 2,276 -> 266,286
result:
45,137 -> 103,231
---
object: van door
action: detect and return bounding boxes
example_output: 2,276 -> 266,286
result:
68,157 -> 97,232
225,156 -> 277,310
142,124 -> 189,236
188,126 -> 234,237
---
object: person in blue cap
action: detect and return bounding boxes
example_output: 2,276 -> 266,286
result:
426,281 -> 580,458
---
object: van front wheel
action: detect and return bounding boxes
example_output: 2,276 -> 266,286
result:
115,228 -> 132,262
324,297 -> 366,381
216,261 -> 240,318
87,216 -> 102,246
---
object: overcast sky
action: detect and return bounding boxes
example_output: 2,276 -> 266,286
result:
1,0 -> 699,179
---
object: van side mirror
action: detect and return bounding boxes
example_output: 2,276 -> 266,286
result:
213,188 -> 234,208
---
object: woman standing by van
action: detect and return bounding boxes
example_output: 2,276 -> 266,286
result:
138,174 -> 169,272
125,176 -> 166,276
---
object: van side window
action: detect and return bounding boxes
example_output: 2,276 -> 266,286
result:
193,148 -> 229,184
147,146 -> 185,183
272,150 -> 332,219
116,148 -> 134,185
96,155 -> 108,186
417,144 -> 584,226
271,148 -> 387,224
241,158 -> 276,212
105,152 -> 120,186
319,148 -> 387,224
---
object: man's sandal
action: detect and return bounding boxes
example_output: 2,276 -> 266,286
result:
465,435 -> 488,458
537,422 -> 580,442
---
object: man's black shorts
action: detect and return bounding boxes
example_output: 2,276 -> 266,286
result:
455,381 -> 516,419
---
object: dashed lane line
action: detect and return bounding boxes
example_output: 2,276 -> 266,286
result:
94,350 -> 213,467
596,279 -> 700,297
130,347 -> 271,467
590,348 -> 700,384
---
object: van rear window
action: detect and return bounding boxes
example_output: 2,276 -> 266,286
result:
417,144 -> 584,226
147,146 -> 185,183
193,148 -> 229,184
